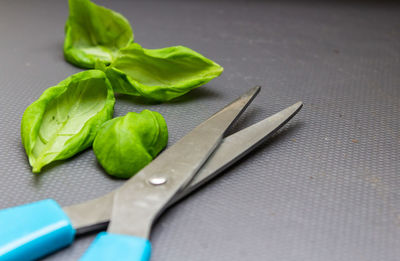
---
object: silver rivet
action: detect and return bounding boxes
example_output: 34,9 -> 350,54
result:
149,177 -> 167,186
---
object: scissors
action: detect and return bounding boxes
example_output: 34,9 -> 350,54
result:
0,86 -> 302,261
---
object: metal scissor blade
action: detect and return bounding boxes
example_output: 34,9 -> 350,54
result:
107,87 -> 260,238
64,100 -> 302,235
172,101 -> 303,202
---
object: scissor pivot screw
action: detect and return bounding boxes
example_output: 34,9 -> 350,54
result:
149,177 -> 167,186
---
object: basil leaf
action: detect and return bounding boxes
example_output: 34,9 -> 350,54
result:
103,43 -> 223,101
21,70 -> 115,173
93,110 -> 168,178
64,0 -> 133,69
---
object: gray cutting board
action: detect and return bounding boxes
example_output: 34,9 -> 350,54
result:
0,0 -> 399,260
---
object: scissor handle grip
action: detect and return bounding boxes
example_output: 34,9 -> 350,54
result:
80,232 -> 151,261
0,199 -> 75,260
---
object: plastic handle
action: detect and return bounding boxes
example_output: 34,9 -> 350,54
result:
0,199 -> 75,261
80,232 -> 151,261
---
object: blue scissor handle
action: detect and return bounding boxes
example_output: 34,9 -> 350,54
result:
0,199 -> 75,261
80,232 -> 151,261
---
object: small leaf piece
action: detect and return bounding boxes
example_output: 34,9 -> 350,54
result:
64,0 -> 134,69
21,70 -> 115,173
103,43 -> 224,101
93,110 -> 168,178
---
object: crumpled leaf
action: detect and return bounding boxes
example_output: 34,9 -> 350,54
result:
93,110 -> 168,178
64,0 -> 133,69
21,70 -> 115,172
102,43 -> 223,101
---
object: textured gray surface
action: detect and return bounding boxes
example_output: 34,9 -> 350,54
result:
0,0 -> 399,260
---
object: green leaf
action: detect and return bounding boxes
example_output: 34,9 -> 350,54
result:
93,110 -> 168,178
103,43 -> 223,101
64,0 -> 133,69
21,70 -> 115,173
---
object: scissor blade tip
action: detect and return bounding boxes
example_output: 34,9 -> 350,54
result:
237,86 -> 261,104
289,101 -> 303,109
246,86 -> 261,95
246,86 -> 261,98
253,85 -> 261,93
278,101 -> 303,117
